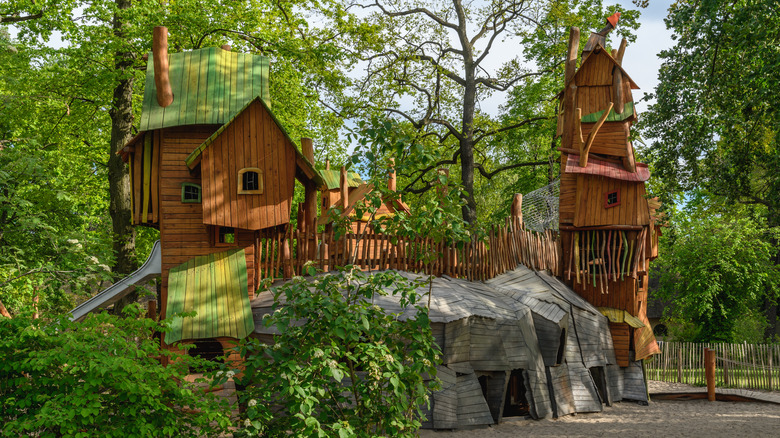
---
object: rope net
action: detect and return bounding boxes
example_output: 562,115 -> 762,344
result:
522,179 -> 560,233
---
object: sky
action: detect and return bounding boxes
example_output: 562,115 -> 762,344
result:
6,1 -> 677,134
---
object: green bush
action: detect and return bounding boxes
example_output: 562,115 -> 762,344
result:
232,268 -> 441,437
0,305 -> 232,437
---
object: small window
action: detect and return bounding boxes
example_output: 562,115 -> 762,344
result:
238,168 -> 263,194
604,190 -> 620,208
217,226 -> 236,245
181,183 -> 201,203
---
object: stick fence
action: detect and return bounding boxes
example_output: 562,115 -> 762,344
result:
646,341 -> 780,392
254,218 -> 561,282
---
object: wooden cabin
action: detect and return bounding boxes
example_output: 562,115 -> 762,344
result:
557,16 -> 661,367
117,27 -> 322,351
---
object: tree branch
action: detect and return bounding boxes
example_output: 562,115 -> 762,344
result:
473,116 -> 550,143
476,160 -> 549,180
0,12 -> 43,24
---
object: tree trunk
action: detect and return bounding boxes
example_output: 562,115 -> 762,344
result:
764,208 -> 780,340
108,0 -> 138,314
460,62 -> 477,225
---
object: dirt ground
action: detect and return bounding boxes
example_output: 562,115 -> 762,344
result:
419,381 -> 780,437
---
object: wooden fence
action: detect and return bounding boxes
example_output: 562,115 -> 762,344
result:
254,218 -> 560,282
646,341 -> 780,391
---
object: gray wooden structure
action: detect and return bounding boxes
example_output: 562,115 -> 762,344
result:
250,265 -> 648,429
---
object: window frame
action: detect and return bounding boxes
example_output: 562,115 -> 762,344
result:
238,167 -> 264,194
213,226 -> 237,247
604,190 -> 620,209
181,182 -> 202,203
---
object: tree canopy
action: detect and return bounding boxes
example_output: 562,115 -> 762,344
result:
642,0 -> 780,338
340,0 -> 639,224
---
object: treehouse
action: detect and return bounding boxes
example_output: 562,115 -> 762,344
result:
556,15 -> 662,366
116,27 -> 322,351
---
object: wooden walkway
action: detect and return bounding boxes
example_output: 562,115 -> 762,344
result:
648,380 -> 780,405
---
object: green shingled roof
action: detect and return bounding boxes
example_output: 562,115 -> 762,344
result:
139,47 -> 270,131
166,249 -> 254,344
320,169 -> 364,190
580,101 -> 635,123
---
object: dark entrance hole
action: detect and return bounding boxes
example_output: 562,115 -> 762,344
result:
503,369 -> 530,417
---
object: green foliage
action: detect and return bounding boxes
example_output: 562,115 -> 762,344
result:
0,305 -> 232,437
653,208 -> 780,342
233,268 -> 441,437
642,0 -> 780,222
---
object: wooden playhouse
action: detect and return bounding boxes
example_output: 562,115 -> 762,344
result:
72,17 -> 661,429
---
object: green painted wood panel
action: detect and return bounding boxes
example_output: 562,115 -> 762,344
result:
165,248 -> 253,344
139,47 -> 270,131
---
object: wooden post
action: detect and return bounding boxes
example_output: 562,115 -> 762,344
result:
340,166 -> 348,210
301,138 -> 318,262
221,44 -> 231,51
388,157 -> 397,192
677,344 -> 683,383
723,347 -> 730,386
282,236 -> 292,279
561,27 -> 580,152
511,193 -> 523,224
705,348 -> 716,401
152,26 -> 173,108
147,300 -> 157,321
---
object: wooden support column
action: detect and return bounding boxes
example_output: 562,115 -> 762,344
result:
511,193 -> 523,225
152,26 -> 173,107
339,166 -> 348,210
301,138 -> 318,263
561,27 -> 580,151
705,348 -> 716,401
388,157 -> 397,192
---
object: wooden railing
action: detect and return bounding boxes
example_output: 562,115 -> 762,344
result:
646,341 -> 780,392
255,217 -> 560,282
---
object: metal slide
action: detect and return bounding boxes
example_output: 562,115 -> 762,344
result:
70,240 -> 162,321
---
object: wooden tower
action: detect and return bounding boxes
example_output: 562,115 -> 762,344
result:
557,15 -> 661,366
117,27 -> 322,352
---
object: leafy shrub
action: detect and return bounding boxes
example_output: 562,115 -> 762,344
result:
0,305 -> 232,437
232,268 -> 441,437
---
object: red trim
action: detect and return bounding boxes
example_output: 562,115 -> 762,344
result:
604,190 -> 620,208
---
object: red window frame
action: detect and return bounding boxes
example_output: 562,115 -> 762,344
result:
604,190 -> 620,208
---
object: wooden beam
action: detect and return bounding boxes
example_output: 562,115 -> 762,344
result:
561,27 -> 580,151
579,102 -> 613,168
511,193 -> 523,223
339,166 -> 348,210
574,107 -> 583,149
388,157 -> 397,192
152,26 -> 173,108
301,138 -> 318,261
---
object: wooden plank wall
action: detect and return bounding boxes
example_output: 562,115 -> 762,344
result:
159,126 -> 256,326
609,322 -> 631,367
579,121 -> 630,157
131,131 -> 161,226
574,175 -> 650,227
201,99 -> 295,231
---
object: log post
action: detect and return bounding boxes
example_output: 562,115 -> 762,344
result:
388,157 -> 397,192
561,27 -> 580,152
301,138 -> 318,262
221,44 -> 231,51
511,193 -> 523,226
340,166 -> 349,210
152,26 -> 173,108
147,300 -> 157,321
705,348 -> 716,401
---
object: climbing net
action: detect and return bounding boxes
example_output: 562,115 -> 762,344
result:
522,179 -> 560,233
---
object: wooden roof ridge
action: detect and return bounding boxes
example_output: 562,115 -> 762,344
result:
574,44 -> 639,89
184,96 -> 324,187
316,182 -> 410,226
557,44 -> 639,99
